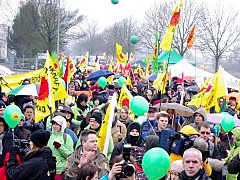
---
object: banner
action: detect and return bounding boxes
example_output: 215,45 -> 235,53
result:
0,69 -> 43,93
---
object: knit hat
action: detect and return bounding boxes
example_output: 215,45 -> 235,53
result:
30,130 -> 50,148
127,122 -> 141,134
90,112 -> 102,125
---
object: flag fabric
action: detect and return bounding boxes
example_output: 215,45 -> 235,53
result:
188,69 -> 227,111
187,25 -> 196,49
79,52 -> 89,71
160,26 -> 174,52
58,54 -> 65,78
35,53 -> 67,122
126,76 -> 133,89
97,93 -> 117,156
108,59 -> 113,72
170,11 -> 180,26
129,52 -> 135,62
107,75 -> 114,84
153,60 -> 168,93
118,85 -> 133,108
152,32 -> 159,74
116,43 -> 127,65
64,56 -> 74,87
51,52 -> 61,75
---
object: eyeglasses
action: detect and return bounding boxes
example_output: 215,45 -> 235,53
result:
200,131 -> 210,135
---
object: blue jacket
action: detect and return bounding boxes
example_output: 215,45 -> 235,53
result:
141,119 -> 157,139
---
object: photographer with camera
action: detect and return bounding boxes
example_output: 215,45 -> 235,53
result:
108,154 -> 136,180
6,129 -> 56,180
110,122 -> 145,179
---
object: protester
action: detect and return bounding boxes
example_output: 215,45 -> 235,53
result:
48,115 -> 74,180
190,108 -> 207,130
179,148 -> 211,180
141,106 -> 157,139
63,129 -> 108,179
6,130 -> 56,180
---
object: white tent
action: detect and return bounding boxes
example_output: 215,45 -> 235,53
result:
221,67 -> 240,90
0,65 -> 14,76
168,60 -> 213,86
168,60 -> 240,89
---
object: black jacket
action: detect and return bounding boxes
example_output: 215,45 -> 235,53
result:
227,155 -> 240,180
179,169 -> 212,180
7,147 -> 55,180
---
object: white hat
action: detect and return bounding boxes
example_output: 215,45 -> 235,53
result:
52,115 -> 66,132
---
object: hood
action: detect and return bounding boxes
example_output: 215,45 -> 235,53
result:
126,122 -> 142,145
232,127 -> 240,141
52,115 -> 66,132
194,107 -> 207,121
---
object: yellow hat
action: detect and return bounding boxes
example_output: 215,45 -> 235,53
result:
179,125 -> 198,135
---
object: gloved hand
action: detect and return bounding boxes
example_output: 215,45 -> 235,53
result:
53,141 -> 61,149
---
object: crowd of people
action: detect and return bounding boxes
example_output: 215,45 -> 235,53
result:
0,70 -> 240,180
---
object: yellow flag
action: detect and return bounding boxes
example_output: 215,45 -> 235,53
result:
0,69 -> 43,93
118,85 -> 133,108
108,59 -> 113,72
79,52 -> 88,71
107,75 -> 114,84
160,29 -> 174,51
98,93 -> 117,155
35,53 -> 67,122
116,43 -> 127,65
126,76 -> 133,89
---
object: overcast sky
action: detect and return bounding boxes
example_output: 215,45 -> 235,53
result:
64,0 -> 240,29
1,0 -> 240,28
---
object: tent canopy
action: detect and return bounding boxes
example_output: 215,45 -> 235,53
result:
0,65 -> 14,76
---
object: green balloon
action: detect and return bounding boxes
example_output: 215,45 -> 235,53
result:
142,147 -> 170,180
221,112 -> 235,133
118,76 -> 126,87
130,35 -> 139,44
111,0 -> 119,4
130,96 -> 149,116
3,105 -> 23,128
98,76 -> 107,89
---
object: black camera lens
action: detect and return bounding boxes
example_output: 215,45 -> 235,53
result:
123,164 -> 135,177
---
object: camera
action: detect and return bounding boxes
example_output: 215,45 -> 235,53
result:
169,132 -> 195,156
116,144 -> 135,179
14,139 -> 30,156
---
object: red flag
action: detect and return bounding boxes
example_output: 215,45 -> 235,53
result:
170,11 -> 180,26
63,56 -> 70,85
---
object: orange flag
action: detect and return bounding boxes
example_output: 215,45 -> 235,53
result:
187,25 -> 196,49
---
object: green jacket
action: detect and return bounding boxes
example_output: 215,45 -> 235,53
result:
226,128 -> 240,180
48,131 -> 74,174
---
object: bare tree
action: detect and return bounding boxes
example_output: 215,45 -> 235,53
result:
102,17 -> 140,58
140,0 -> 203,56
197,4 -> 240,72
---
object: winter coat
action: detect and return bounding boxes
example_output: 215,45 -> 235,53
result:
110,124 -> 146,180
62,146 -> 108,180
179,169 -> 212,180
226,128 -> 240,180
6,147 -> 55,180
111,119 -> 127,146
14,127 -> 31,140
227,155 -> 240,180
141,119 -> 157,140
48,131 -> 74,174
23,120 -> 44,133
